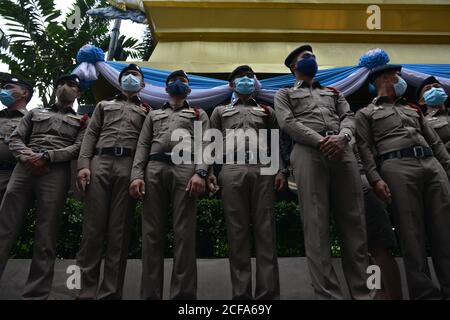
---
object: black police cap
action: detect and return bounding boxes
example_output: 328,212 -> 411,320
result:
284,45 -> 313,68
1,77 -> 34,102
119,63 -> 144,83
416,76 -> 441,101
55,74 -> 81,89
368,64 -> 402,83
228,65 -> 254,82
166,70 -> 189,86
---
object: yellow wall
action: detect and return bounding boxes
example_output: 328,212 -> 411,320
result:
140,0 -> 450,72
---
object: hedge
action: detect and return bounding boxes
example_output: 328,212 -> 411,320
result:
11,197 -> 348,259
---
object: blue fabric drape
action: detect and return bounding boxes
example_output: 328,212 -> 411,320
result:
106,61 -> 450,90
106,61 -> 228,88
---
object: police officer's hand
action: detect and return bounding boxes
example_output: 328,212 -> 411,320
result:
129,179 -> 145,199
274,172 -> 287,192
24,153 -> 49,175
207,173 -> 220,195
319,135 -> 347,161
77,168 -> 91,193
186,174 -> 206,197
373,180 -> 392,204
29,155 -> 47,167
23,151 -> 43,165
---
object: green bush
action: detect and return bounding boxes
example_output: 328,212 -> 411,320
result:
11,197 -> 346,259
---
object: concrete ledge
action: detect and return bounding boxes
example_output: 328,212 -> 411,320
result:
0,258 -> 438,300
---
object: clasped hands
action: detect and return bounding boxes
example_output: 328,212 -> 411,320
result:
21,150 -> 49,176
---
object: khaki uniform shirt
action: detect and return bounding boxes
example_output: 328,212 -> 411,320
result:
9,105 -> 87,163
78,94 -> 151,170
210,97 -> 283,167
131,101 -> 210,181
274,80 -> 355,147
425,109 -> 450,152
356,97 -> 450,184
0,108 -> 28,164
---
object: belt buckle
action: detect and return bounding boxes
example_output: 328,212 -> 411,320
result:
413,146 -> 425,158
325,131 -> 335,137
114,147 -> 124,157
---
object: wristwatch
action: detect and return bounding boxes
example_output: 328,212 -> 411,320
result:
195,169 -> 208,180
279,168 -> 290,178
42,151 -> 51,162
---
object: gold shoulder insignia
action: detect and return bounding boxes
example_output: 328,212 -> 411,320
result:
67,114 -> 82,120
223,105 -> 235,112
253,107 -> 266,112
405,106 -> 418,112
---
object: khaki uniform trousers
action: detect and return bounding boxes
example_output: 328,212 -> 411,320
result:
76,155 -> 136,300
0,162 -> 71,299
141,161 -> 198,300
291,143 -> 374,300
219,164 -> 280,300
380,157 -> 450,300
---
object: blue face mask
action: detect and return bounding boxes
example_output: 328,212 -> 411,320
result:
423,87 -> 448,106
295,57 -> 318,78
167,80 -> 190,97
393,76 -> 407,97
0,89 -> 16,107
121,74 -> 142,92
234,76 -> 255,95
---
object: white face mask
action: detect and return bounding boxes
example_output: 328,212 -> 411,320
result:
121,74 -> 142,92
393,75 -> 408,97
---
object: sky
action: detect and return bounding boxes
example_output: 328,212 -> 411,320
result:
0,1 -> 147,109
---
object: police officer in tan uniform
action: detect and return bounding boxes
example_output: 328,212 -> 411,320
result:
0,77 -> 32,200
356,64 -> 450,300
275,45 -> 374,300
0,74 -> 86,299
209,65 -> 286,300
416,76 -> 450,153
130,70 -> 209,300
76,64 -> 150,300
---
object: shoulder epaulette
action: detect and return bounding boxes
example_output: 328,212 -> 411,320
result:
407,103 -> 424,116
326,87 -> 340,95
259,103 -> 271,116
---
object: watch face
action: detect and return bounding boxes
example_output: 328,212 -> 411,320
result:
197,170 -> 207,178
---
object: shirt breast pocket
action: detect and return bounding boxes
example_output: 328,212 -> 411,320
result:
152,112 -> 169,133
0,123 -> 17,144
289,91 -> 312,116
129,107 -> 147,131
222,109 -> 241,129
401,108 -> 421,128
433,119 -> 450,140
178,112 -> 198,133
318,91 -> 338,115
103,104 -> 122,126
250,110 -> 268,129
372,109 -> 400,137
31,113 -> 53,134
61,117 -> 81,138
